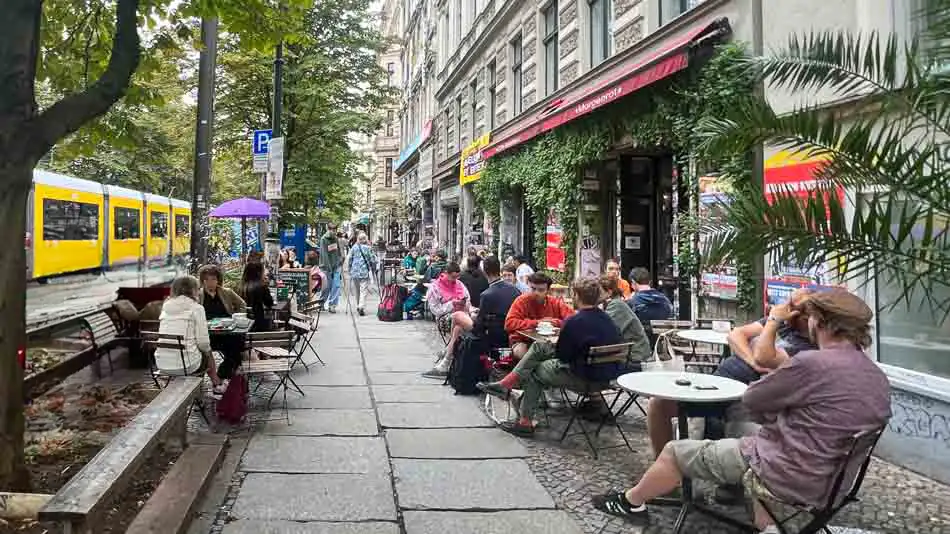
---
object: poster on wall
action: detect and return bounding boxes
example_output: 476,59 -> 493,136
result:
697,174 -> 740,301
460,133 -> 491,185
545,209 -> 565,271
763,150 -> 845,305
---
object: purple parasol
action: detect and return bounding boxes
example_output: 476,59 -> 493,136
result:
208,197 -> 271,219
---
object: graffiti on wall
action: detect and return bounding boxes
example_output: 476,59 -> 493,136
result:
888,390 -> 950,447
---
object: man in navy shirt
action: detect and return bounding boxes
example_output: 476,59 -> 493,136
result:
496,277 -> 624,437
471,256 -> 520,350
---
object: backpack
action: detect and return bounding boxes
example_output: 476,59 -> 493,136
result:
446,333 -> 489,395
216,374 -> 248,424
377,283 -> 406,322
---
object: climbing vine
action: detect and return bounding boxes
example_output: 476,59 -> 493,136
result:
474,43 -> 758,310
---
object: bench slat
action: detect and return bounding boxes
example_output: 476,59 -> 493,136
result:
39,377 -> 202,522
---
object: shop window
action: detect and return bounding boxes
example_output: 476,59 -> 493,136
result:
113,207 -> 141,240
175,215 -> 190,237
150,212 -> 169,238
511,33 -> 524,115
543,1 -> 559,95
660,0 -> 705,26
589,0 -> 611,66
43,199 -> 99,241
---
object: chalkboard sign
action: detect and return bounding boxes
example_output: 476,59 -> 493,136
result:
278,268 -> 312,306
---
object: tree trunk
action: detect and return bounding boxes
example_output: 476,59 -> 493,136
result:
0,168 -> 31,492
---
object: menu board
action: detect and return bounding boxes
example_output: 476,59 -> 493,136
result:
278,268 -> 312,306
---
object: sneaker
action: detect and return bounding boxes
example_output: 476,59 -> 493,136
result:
498,420 -> 535,437
433,349 -> 446,363
357,307 -> 366,316
421,367 -> 448,379
328,306 -> 337,314
476,381 -> 511,400
591,490 -> 648,522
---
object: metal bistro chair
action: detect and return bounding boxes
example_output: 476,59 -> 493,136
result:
245,331 -> 304,408
757,426 -> 887,534
558,341 -> 638,459
288,311 -> 325,370
143,332 -> 212,424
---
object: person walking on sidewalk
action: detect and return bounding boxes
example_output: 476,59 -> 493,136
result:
320,222 -> 344,313
345,232 -> 379,316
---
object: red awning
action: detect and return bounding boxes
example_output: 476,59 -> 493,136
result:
483,17 -> 731,159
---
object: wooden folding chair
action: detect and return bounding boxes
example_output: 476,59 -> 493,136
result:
143,332 -> 212,424
245,331 -> 304,398
288,311 -> 325,370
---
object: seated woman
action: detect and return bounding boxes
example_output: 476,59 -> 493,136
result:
198,264 -> 247,379
239,261 -> 275,332
599,275 -> 651,366
156,275 -> 227,393
421,262 -> 471,378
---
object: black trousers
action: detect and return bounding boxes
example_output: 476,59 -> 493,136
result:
212,334 -> 245,379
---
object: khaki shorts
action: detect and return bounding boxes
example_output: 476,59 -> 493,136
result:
666,439 -> 749,487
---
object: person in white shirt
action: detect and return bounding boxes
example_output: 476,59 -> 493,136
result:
514,254 -> 534,293
156,275 -> 227,393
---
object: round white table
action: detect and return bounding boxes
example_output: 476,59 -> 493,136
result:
674,329 -> 729,346
616,371 -> 749,534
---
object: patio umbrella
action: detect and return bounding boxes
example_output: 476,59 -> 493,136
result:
208,197 -> 271,260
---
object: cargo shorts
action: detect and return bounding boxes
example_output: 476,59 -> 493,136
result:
666,438 -> 749,486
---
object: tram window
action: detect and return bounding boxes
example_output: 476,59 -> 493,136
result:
175,215 -> 190,237
43,199 -> 99,241
150,212 -> 168,238
114,207 -> 141,240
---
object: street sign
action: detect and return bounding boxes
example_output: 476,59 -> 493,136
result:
253,129 -> 272,173
266,136 -> 285,200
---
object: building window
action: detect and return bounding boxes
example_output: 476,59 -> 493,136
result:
113,207 -> 141,240
660,0 -> 704,26
487,60 -> 497,130
511,34 -> 523,115
456,95 -> 463,150
385,158 -> 393,187
444,110 -> 451,154
150,211 -> 168,239
387,110 -> 395,136
589,0 -> 611,66
42,199 -> 99,241
470,78 -> 478,140
456,0 -> 463,44
387,62 -> 395,86
174,215 -> 190,237
543,1 -> 559,95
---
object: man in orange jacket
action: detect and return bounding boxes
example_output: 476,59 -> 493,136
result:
504,272 -> 574,360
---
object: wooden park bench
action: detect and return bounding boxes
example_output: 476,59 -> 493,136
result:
38,377 -> 208,534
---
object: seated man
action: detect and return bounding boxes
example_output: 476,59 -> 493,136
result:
605,258 -> 632,299
645,289 -> 816,458
592,289 -> 891,532
501,262 -> 521,291
485,277 -> 626,436
625,267 -> 673,330
503,272 -> 574,360
422,250 -> 448,282
471,256 -> 521,351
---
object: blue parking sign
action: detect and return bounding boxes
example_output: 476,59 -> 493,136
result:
253,129 -> 273,155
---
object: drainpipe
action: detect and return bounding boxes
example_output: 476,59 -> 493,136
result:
750,0 -> 766,318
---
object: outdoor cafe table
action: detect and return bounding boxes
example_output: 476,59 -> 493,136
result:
517,328 -> 559,345
675,328 -> 731,362
615,371 -> 752,534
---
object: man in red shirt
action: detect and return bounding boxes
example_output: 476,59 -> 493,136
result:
504,272 -> 573,360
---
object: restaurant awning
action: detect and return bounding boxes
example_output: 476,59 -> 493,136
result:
483,17 -> 732,160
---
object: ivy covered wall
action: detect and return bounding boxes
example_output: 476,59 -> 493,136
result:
473,43 -> 759,310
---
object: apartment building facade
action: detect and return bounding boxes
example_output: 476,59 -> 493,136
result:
390,0 -> 950,485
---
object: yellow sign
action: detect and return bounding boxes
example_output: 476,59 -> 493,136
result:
460,133 -> 491,185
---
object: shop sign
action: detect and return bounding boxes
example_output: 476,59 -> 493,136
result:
459,133 -> 491,185
395,120 -> 432,171
545,209 -> 565,271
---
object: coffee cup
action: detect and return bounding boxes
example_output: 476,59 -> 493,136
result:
537,321 -> 554,334
232,313 -> 250,327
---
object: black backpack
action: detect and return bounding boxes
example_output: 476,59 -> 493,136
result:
377,283 -> 406,322
446,333 -> 488,395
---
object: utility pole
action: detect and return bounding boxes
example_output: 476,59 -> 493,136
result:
266,40 -> 284,238
191,17 -> 219,269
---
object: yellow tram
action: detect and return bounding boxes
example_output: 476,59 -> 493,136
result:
27,170 -> 191,282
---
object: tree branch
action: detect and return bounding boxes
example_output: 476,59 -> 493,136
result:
28,0 -> 141,161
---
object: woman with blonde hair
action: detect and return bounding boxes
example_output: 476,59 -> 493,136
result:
345,232 -> 379,316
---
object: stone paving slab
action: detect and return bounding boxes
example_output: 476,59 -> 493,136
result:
369,372 -> 445,386
285,386 -> 372,409
402,510 -> 584,534
364,357 -> 438,373
294,367 -> 367,386
223,520 -> 400,534
377,402 -> 492,428
393,459 -> 556,510
361,346 -> 432,361
386,428 -> 527,459
242,435 -> 389,473
372,385 -> 458,403
261,409 -> 379,436
233,473 -> 396,522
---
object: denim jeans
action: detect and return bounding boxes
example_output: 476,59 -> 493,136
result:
323,267 -> 342,307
